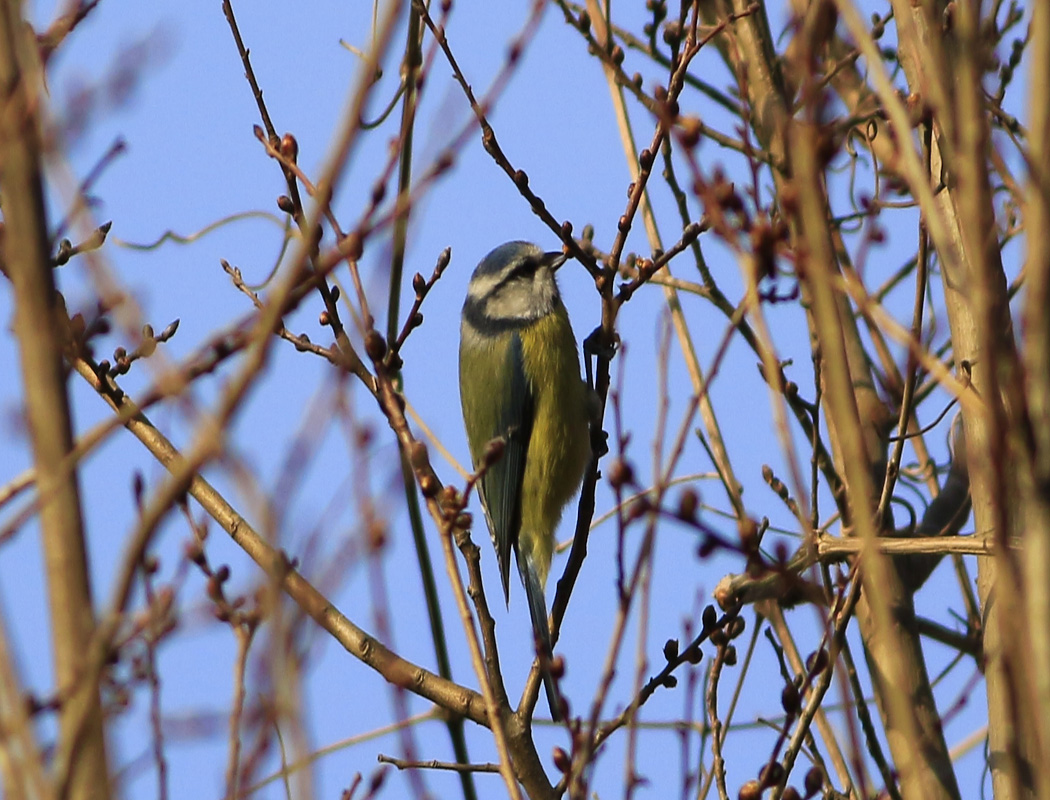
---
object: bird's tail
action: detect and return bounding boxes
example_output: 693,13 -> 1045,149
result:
520,551 -> 562,722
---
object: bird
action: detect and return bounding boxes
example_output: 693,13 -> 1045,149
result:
459,241 -> 592,722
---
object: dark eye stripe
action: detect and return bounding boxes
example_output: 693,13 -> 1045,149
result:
505,256 -> 541,283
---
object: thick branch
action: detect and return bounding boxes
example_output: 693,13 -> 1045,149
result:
709,2 -> 959,796
0,3 -> 110,798
887,2 -> 1042,796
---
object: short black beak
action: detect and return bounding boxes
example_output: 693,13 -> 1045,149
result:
544,251 -> 569,271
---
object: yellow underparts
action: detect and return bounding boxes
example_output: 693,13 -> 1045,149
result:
516,308 -> 591,587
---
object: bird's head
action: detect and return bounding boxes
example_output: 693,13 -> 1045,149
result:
462,241 -> 567,328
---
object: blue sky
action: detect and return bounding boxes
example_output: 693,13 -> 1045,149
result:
0,1 -> 1001,797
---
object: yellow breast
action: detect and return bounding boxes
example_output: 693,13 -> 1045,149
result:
516,308 -> 591,585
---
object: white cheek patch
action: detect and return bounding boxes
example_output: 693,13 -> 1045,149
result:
487,281 -> 535,319
468,264 -> 560,323
530,267 -> 558,307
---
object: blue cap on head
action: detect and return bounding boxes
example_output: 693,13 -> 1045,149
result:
471,241 -> 544,278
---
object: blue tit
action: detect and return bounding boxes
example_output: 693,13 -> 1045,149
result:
459,241 -> 592,721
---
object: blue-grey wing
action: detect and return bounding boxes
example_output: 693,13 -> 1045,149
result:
481,331 -> 534,603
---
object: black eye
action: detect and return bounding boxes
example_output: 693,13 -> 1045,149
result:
509,256 -> 541,279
